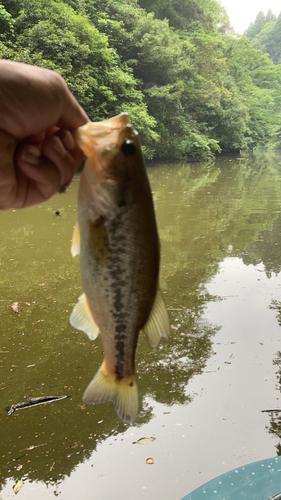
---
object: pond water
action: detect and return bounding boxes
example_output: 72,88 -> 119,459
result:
1,153 -> 281,499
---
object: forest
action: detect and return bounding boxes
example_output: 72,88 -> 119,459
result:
1,0 -> 281,160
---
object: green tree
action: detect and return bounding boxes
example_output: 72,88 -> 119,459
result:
245,9 -> 277,39
1,0 -> 281,158
251,21 -> 276,59
244,10 -> 266,38
80,0 -> 230,158
1,0 -> 159,156
222,35 -> 281,149
253,15 -> 281,64
0,3 -> 14,39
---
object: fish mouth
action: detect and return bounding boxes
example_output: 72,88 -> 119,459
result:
81,113 -> 130,138
75,113 -> 132,156
75,113 -> 140,180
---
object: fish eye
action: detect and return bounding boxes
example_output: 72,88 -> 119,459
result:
121,140 -> 137,157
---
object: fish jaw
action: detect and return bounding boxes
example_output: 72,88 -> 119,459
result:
75,112 -> 130,155
74,113 -> 130,164
74,113 -> 141,183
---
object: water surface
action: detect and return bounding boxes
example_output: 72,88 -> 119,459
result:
1,154 -> 281,498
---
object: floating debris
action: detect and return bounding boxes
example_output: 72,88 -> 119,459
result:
146,458 -> 155,464
262,409 -> 281,413
6,395 -> 69,415
13,479 -> 23,494
11,302 -> 21,313
136,437 -> 156,445
21,442 -> 47,452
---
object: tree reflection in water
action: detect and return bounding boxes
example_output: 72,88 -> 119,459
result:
1,153 -> 281,491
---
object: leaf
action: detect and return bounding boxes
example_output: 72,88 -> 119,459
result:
146,458 -> 155,464
13,479 -> 23,494
136,437 -> 155,445
11,302 -> 21,313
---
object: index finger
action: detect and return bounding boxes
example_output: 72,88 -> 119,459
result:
52,75 -> 89,131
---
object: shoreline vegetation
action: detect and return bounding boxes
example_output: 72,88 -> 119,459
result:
1,0 -> 281,160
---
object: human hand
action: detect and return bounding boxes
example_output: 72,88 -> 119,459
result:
0,60 -> 89,209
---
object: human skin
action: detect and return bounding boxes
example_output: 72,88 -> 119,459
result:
0,60 -> 89,209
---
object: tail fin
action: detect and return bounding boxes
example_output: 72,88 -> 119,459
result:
83,362 -> 138,423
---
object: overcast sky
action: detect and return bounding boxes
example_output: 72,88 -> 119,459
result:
219,0 -> 281,34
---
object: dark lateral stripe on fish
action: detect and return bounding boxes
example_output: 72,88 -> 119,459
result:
109,225 -> 132,377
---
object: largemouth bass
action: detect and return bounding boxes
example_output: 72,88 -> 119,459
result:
70,113 -> 169,423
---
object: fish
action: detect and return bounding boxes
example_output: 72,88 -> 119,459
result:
70,112 -> 170,423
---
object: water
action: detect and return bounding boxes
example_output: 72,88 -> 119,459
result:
1,154 -> 281,499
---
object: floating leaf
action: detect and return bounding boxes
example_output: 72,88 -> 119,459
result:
146,458 -> 155,464
136,437 -> 155,445
11,302 -> 21,313
13,479 -> 23,494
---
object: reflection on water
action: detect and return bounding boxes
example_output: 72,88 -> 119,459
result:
1,154 -> 281,497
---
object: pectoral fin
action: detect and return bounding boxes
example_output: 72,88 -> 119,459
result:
142,287 -> 170,348
71,220 -> 80,257
70,293 -> 99,340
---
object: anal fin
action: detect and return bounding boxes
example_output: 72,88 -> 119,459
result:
70,293 -> 99,340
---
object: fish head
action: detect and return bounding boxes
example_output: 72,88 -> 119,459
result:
74,113 -> 143,183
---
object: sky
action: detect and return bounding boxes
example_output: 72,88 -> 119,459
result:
219,0 -> 281,34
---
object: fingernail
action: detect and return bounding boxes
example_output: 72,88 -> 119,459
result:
62,130 -> 75,150
21,145 -> 41,164
52,135 -> 67,157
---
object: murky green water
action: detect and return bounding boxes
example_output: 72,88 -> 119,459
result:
1,154 -> 281,499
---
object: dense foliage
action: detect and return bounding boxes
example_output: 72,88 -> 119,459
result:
244,9 -> 277,40
245,9 -> 281,65
1,0 -> 281,159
